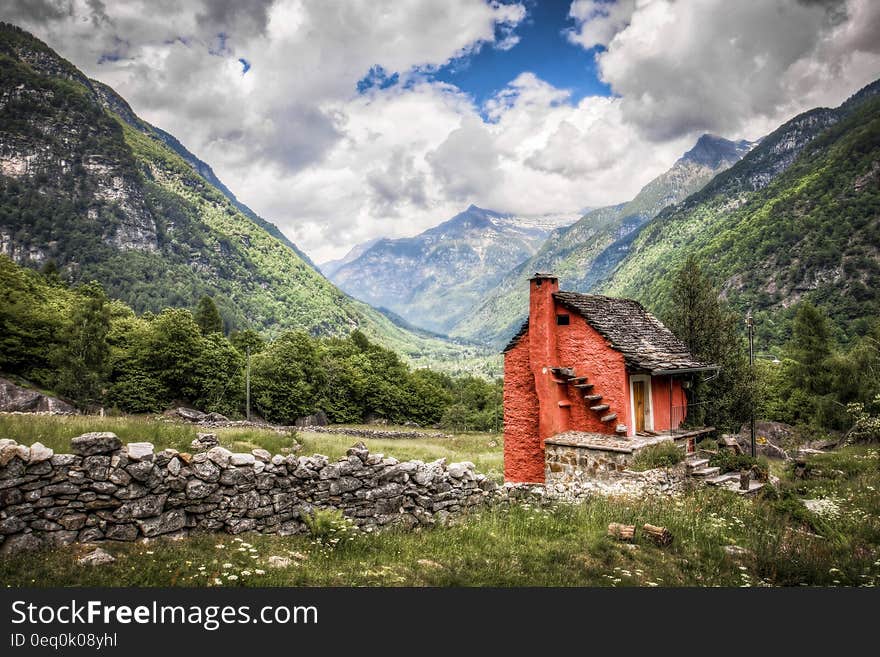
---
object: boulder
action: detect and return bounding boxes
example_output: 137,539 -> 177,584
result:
113,494 -> 167,520
0,532 -> 43,556
186,479 -> 218,499
294,410 -> 328,427
346,442 -> 369,462
0,377 -> 76,414
0,443 -> 20,466
252,448 -> 271,462
136,509 -> 186,537
28,442 -> 54,463
191,433 -> 219,451
104,523 -> 138,541
126,442 -> 154,461
206,446 -> 233,466
78,548 -> 116,566
203,412 -> 229,423
230,453 -> 255,466
736,421 -> 794,459
71,432 -> 122,456
175,407 -> 206,422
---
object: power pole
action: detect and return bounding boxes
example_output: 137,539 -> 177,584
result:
746,312 -> 756,458
245,345 -> 251,422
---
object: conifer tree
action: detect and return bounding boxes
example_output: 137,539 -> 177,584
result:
194,295 -> 223,335
54,281 -> 111,407
667,255 -> 753,431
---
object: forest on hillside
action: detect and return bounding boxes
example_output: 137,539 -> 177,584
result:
0,255 -> 502,431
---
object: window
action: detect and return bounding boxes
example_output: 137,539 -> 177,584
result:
556,314 -> 570,325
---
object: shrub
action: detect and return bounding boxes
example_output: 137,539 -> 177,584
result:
709,451 -> 769,480
303,508 -> 354,543
629,442 -> 684,471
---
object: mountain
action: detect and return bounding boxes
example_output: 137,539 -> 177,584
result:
320,238 -> 381,278
598,79 -> 880,345
327,205 -> 577,334
0,22 -> 486,371
450,134 -> 755,348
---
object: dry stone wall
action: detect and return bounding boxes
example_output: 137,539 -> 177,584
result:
0,433 -> 497,556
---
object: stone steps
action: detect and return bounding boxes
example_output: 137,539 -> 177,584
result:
691,466 -> 721,477
590,403 -> 610,412
705,473 -> 739,486
584,393 -> 603,402
570,376 -> 588,384
685,458 -> 709,470
601,413 -> 617,423
574,383 -> 594,390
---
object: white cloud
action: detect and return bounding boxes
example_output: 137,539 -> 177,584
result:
1,0 -> 877,262
574,0 -> 880,141
566,0 -> 637,49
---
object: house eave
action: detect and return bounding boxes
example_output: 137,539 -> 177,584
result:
648,365 -> 719,376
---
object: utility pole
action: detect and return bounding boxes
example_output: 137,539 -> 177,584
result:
746,312 -> 756,457
245,345 -> 251,422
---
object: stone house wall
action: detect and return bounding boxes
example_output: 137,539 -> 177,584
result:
0,433 -> 497,556
544,441 -> 631,483
543,441 -> 687,496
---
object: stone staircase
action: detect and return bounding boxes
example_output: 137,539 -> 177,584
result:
684,457 -> 720,479
550,367 -> 625,434
685,456 -> 765,495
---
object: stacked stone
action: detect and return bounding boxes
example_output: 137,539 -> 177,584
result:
0,433 -> 497,556
301,426 -> 453,440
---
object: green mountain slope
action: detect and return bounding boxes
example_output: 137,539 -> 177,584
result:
0,23 -> 488,372
329,205 -> 575,335
451,135 -> 752,348
599,81 -> 880,345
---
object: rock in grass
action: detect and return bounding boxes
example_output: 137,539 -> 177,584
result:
78,548 -> 116,566
71,432 -> 122,456
267,555 -> 292,568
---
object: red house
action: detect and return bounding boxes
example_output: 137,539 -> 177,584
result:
503,273 -> 715,483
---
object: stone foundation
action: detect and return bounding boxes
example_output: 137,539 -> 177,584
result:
0,434 -> 497,556
543,432 -> 688,495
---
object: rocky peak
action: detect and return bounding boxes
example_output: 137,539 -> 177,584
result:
681,134 -> 755,169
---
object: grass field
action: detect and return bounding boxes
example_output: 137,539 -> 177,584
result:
1,414 -> 878,587
0,414 -> 503,479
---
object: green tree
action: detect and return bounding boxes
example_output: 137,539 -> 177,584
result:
787,301 -> 833,393
54,281 -> 111,407
251,331 -> 325,424
667,255 -> 753,431
144,308 -> 204,400
230,328 -> 265,355
778,301 -> 843,428
194,295 -> 223,335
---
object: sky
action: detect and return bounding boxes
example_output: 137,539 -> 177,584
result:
2,0 -> 879,263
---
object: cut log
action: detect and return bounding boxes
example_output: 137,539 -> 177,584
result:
643,524 -> 673,546
607,523 -> 635,541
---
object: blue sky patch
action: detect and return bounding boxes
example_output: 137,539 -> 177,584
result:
357,65 -> 400,94
239,57 -> 251,74
356,0 -> 611,106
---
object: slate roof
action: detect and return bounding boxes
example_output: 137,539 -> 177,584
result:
502,320 -> 529,353
553,291 -> 710,372
502,290 -> 712,373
